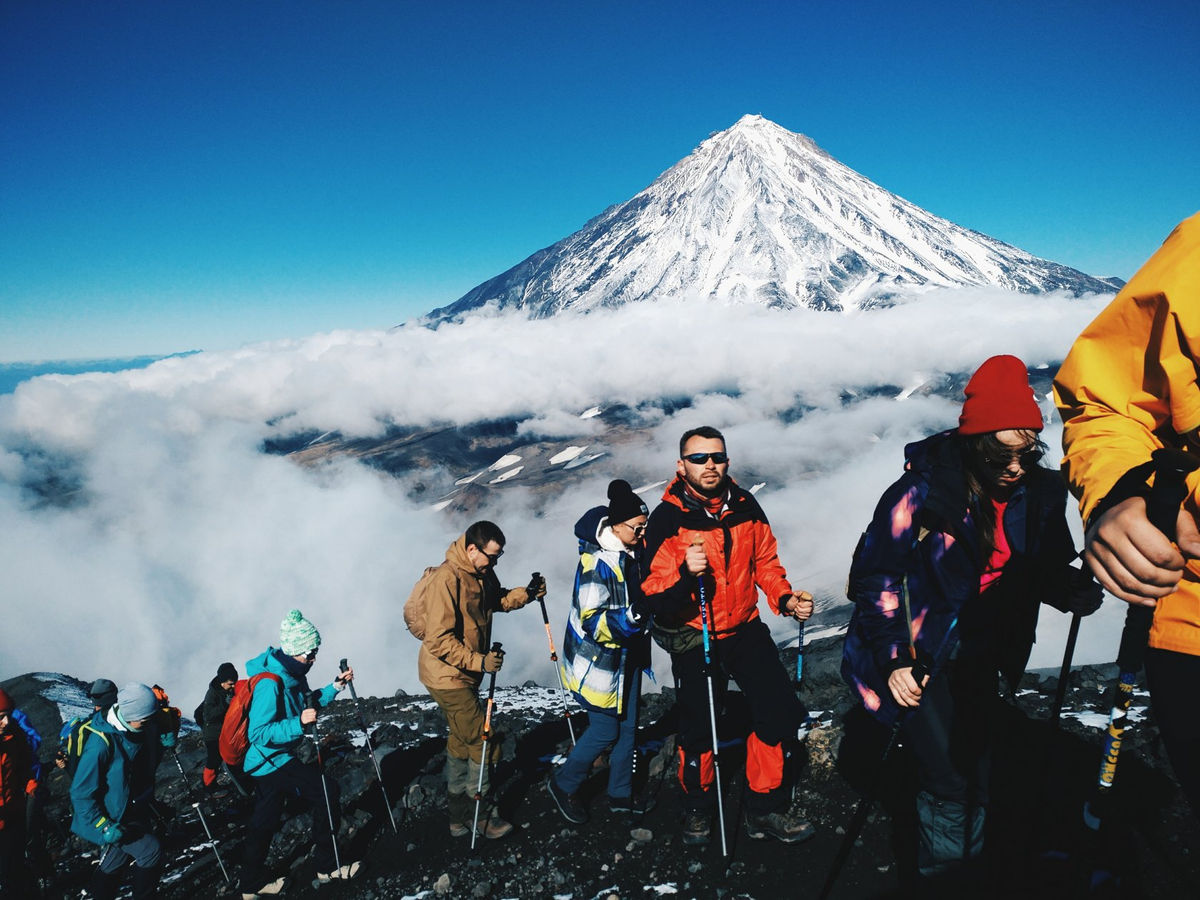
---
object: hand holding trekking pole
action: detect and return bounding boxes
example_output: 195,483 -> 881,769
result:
472,641 -> 503,851
692,535 -> 729,858
531,570 -> 577,746
783,590 -> 814,622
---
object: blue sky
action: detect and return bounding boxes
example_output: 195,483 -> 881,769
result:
3,0 -> 1197,362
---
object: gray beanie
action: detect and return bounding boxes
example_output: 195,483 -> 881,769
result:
280,608 -> 321,657
117,683 -> 158,723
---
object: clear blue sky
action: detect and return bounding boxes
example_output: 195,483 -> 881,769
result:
2,0 -> 1197,362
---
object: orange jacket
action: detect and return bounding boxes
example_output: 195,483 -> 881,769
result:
1054,211 -> 1200,655
641,476 -> 793,638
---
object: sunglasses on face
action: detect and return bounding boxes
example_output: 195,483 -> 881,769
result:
984,447 -> 1043,470
683,452 -> 728,465
619,522 -> 647,536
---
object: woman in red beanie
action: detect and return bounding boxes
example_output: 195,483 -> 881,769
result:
0,688 -> 34,894
841,355 -> 1103,889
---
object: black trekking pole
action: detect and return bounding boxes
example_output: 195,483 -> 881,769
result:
818,615 -> 961,900
471,641 -> 503,852
339,658 -> 398,834
693,537 -> 729,858
170,749 -> 231,883
530,572 -> 576,747
1049,612 -> 1081,728
306,691 -> 343,875
1082,447 -> 1199,833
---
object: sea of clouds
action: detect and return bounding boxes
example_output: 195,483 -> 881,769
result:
0,287 -> 1120,713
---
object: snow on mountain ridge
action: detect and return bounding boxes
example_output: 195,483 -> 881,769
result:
433,114 -> 1115,319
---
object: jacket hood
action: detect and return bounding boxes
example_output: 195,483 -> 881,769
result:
574,505 -> 608,545
445,535 -> 481,576
902,429 -> 958,475
246,647 -> 300,689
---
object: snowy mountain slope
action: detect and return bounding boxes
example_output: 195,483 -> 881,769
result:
432,115 -> 1117,319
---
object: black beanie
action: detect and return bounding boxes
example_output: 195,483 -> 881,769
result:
89,678 -> 119,708
217,662 -> 238,682
607,479 -> 648,525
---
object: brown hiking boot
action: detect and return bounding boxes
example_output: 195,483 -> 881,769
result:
744,808 -> 815,844
682,810 -> 711,845
448,821 -> 470,838
479,817 -> 514,840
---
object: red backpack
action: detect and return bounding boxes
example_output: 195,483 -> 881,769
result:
218,672 -> 282,767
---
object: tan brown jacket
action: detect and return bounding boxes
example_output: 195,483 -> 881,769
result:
417,535 -> 531,691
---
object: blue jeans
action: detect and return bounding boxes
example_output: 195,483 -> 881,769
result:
555,682 -> 640,799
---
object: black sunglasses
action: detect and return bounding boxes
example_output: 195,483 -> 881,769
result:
683,452 -> 728,465
983,447 -> 1043,470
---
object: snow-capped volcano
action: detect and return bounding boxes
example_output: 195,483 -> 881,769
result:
432,115 -> 1117,318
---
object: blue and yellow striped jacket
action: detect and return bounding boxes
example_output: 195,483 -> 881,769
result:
560,505 -> 650,714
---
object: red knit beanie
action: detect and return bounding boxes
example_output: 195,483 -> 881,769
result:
0,688 -> 13,714
958,355 -> 1043,435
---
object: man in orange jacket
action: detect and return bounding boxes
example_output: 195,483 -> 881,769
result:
1055,211 -> 1200,814
640,426 -> 815,845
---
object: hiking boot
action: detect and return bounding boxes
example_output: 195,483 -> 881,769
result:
479,817 -> 514,840
744,808 -> 815,844
448,821 -> 471,838
547,776 -> 589,824
609,792 -> 657,815
681,810 -> 711,846
314,861 -> 361,884
240,876 -> 285,899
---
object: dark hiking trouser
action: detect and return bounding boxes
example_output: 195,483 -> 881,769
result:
1145,647 -> 1200,814
0,808 -> 30,895
91,831 -> 164,900
671,618 -> 801,814
901,657 -> 994,875
240,758 -> 341,890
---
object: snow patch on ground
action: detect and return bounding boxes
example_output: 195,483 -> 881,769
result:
549,446 -> 587,465
579,407 -> 602,419
564,453 -> 604,470
749,481 -> 766,494
490,466 -> 524,484
488,454 -> 522,471
454,471 -> 481,485
33,672 -> 95,723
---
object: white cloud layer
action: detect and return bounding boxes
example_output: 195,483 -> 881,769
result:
0,287 -> 1120,713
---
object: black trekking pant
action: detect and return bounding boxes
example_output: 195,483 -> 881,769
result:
672,618 -> 801,814
900,656 -> 994,805
1145,647 -> 1200,815
240,758 -> 341,889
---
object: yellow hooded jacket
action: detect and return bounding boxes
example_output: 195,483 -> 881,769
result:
1054,211 -> 1200,655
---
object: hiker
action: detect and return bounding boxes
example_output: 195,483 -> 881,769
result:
843,355 -> 1102,883
56,677 -> 118,774
1054,211 -> 1200,814
150,685 -> 181,752
200,662 -> 238,793
69,682 -> 166,900
640,426 -> 815,845
548,479 -> 652,824
0,688 -> 35,895
6,698 -> 53,892
238,609 -> 359,895
416,520 -> 542,839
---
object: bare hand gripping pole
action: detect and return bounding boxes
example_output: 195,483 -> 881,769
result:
339,658 -> 398,833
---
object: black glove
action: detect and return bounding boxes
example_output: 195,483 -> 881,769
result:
1064,567 -> 1104,616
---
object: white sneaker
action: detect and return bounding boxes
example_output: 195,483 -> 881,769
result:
314,861 -> 361,884
240,876 -> 285,898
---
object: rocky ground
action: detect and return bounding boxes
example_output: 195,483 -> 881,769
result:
4,636 -> 1200,899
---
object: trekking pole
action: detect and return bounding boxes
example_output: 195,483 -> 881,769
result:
306,692 -> 343,874
531,572 -> 576,747
339,658 -> 398,833
1082,447 -> 1199,832
795,620 -> 806,691
170,749 -> 231,883
471,641 -> 503,851
818,616 -> 960,900
693,536 -> 729,858
1049,612 -> 1081,727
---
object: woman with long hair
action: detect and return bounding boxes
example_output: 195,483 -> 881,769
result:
841,355 -> 1103,886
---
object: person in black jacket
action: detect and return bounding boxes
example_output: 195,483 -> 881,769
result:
842,355 -> 1103,886
200,663 -> 237,794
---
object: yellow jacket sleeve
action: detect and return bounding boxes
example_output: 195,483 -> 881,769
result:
1054,212 -> 1200,523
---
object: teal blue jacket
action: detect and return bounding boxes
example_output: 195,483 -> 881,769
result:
68,709 -> 160,845
244,647 -> 338,777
